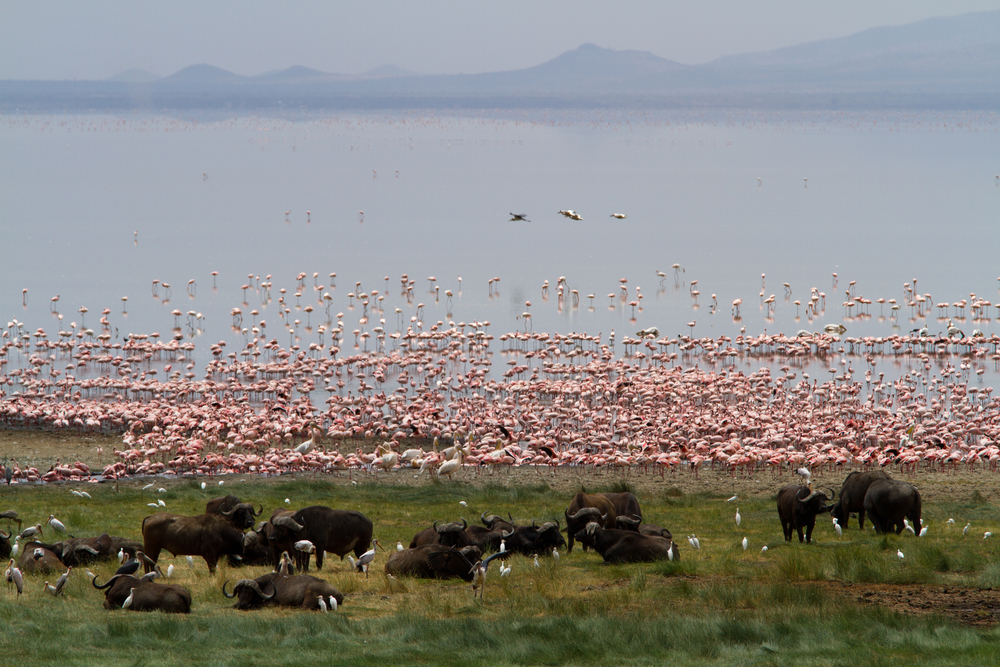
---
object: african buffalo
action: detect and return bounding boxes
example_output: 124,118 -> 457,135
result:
777,484 -> 835,543
267,506 -> 373,571
565,493 -> 618,553
501,520 -> 565,555
572,523 -> 679,564
864,479 -> 922,535
614,515 -> 673,540
93,573 -> 192,613
229,524 -> 273,567
385,545 -> 483,580
602,492 -> 642,521
831,471 -> 891,530
205,494 -> 263,531
141,512 -> 246,573
224,573 -> 344,611
408,518 -> 471,549
18,542 -> 63,574
0,529 -> 10,559
465,512 -> 516,552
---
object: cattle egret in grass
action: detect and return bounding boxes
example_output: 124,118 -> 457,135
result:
317,596 -> 328,613
833,518 -> 842,536
186,556 -> 194,568
947,518 -> 955,525
122,588 -> 136,608
897,550 -> 905,560
459,501 -> 467,507
985,532 -> 993,539
166,564 -> 174,578
533,554 -> 540,568
727,495 -> 738,503
688,535 -> 701,550
201,482 -> 207,490
78,491 -> 91,499
143,484 -> 154,491
735,509 -> 741,527
501,563 -> 512,577
919,526 -> 928,537
396,542 -> 404,552
553,548 -> 560,562
328,595 -> 338,611
285,498 -> 291,505
157,499 -> 166,507
158,488 -> 166,493
117,548 -> 125,564
742,537 -> 748,551
964,523 -> 971,536
761,546 -> 768,554
903,520 -> 915,535
219,480 -> 224,486
667,545 -> 674,561
147,503 -> 159,508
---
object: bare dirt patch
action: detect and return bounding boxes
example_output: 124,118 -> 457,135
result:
828,582 -> 1000,627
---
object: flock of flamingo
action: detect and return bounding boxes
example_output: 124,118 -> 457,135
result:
4,262 -> 1000,487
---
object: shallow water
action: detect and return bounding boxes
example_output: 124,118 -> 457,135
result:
2,110 -> 999,387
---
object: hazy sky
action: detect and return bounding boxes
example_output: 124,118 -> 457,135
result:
3,1 -> 1000,80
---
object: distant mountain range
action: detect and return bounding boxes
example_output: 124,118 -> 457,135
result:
4,9 -> 1000,110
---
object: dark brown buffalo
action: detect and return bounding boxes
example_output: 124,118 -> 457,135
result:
408,518 -> 470,549
777,484 -> 835,543
141,512 -> 246,573
501,520 -> 565,555
267,506 -> 373,571
614,515 -> 673,540
602,492 -> 642,521
572,523 -> 679,563
224,573 -> 344,611
228,524 -> 273,567
465,512 -> 516,551
93,574 -> 192,613
864,479 -> 922,535
19,542 -> 63,574
0,529 -> 12,559
205,494 -> 263,531
564,493 -> 618,552
830,471 -> 892,530
385,545 -> 483,580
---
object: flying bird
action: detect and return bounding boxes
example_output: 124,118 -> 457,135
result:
509,213 -> 530,222
610,213 -> 627,219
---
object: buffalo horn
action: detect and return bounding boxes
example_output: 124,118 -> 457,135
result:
538,521 -> 557,533
221,505 -> 236,516
0,529 -> 9,540
616,515 -> 641,527
254,504 -> 264,517
461,517 -> 468,531
273,516 -> 304,532
826,487 -> 836,502
480,512 -> 500,527
585,522 -> 599,535
568,507 -> 602,522
501,528 -> 513,538
796,487 -> 824,503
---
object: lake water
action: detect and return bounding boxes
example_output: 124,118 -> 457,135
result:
2,109 -> 1000,388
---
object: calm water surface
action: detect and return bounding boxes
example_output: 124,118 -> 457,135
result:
2,110 -> 999,385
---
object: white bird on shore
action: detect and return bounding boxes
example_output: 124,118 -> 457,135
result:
897,550 -> 905,560
833,518 -> 842,536
122,588 -> 136,608
688,535 -> 701,550
735,508 -> 742,527
742,537 -> 748,551
317,595 -> 327,613
396,542 -> 404,552
964,523 -> 971,536
726,495 -> 738,503
761,546 -> 768,553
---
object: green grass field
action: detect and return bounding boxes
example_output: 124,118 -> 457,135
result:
3,476 -> 1000,666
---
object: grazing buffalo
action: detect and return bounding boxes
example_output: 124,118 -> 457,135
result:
93,574 -> 192,613
386,545 -> 483,580
224,573 -> 344,611
864,479 -> 922,535
141,512 -> 246,573
564,493 -> 618,553
18,542 -> 63,574
465,512 -> 516,552
501,520 -> 565,555
831,471 -> 891,530
777,485 -> 835,543
602,492 -> 642,521
408,518 -> 471,549
572,523 -> 679,564
267,506 -> 373,571
205,494 -> 263,531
